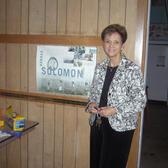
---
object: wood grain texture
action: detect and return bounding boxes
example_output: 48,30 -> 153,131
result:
0,89 -> 88,104
128,1 -> 149,166
21,0 -> 29,34
28,44 -> 36,92
28,101 -> 43,168
81,0 -> 98,36
134,0 -> 148,67
6,0 -> 21,34
20,100 -> 28,168
0,146 -> 7,168
109,0 -> 126,25
0,97 -> 7,168
0,44 -> 6,89
6,44 -> 21,90
29,0 -> 45,34
67,0 -> 81,35
0,34 -> 102,46
141,0 -> 149,73
0,96 -> 6,110
45,0 -> 57,34
57,0 -> 67,35
54,103 -> 64,168
63,104 -> 77,168
6,139 -> 21,168
0,0 -> 6,33
21,44 -> 28,91
76,106 -> 90,168
20,134 -> 28,168
125,0 -> 138,61
6,98 -> 21,114
98,0 -> 110,34
6,98 -> 21,168
43,103 -> 55,168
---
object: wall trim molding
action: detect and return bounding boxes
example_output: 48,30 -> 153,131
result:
0,89 -> 87,106
0,34 -> 102,46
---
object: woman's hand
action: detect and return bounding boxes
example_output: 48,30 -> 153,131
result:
98,106 -> 117,117
88,102 -> 99,113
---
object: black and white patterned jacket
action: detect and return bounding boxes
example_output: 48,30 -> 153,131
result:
88,54 -> 146,132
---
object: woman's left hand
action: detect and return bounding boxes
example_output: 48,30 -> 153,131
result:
98,106 -> 117,117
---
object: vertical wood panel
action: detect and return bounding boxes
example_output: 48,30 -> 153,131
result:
76,107 -> 90,168
63,104 -> 77,168
6,98 -> 21,113
54,103 -> 64,168
135,0 -> 148,67
20,100 -> 28,118
20,134 -> 28,168
57,0 -> 67,35
128,0 -> 149,167
43,103 -> 55,168
6,0 -> 21,34
20,100 -> 28,168
6,140 -> 21,168
45,0 -> 57,34
28,44 -> 36,91
29,0 -> 45,34
0,44 -> 6,89
141,1 -> 149,73
0,146 -> 7,168
21,0 -> 29,34
81,0 -> 98,36
6,98 -> 21,168
6,44 -> 21,90
21,44 -> 28,91
28,101 -> 43,168
66,0 -> 81,35
98,0 -> 110,34
0,97 -> 6,109
0,97 -> 7,168
0,0 -> 6,33
125,0 -> 138,61
109,0 -> 126,25
0,98 -> 20,168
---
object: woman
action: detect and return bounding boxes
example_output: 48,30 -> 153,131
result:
86,24 -> 146,168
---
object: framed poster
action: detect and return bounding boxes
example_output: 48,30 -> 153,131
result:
36,45 -> 97,97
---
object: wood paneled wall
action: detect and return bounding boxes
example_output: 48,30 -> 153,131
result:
0,97 -> 90,168
0,0 -> 148,168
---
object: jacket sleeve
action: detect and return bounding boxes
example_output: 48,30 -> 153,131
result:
85,64 -> 99,111
114,66 -> 147,119
88,64 -> 100,103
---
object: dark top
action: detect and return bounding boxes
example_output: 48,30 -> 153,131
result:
99,66 -> 118,108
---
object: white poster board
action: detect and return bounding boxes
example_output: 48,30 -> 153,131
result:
36,45 -> 97,97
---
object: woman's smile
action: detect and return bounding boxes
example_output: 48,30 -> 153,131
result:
103,32 -> 124,59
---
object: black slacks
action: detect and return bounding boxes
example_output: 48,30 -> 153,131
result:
90,117 -> 134,168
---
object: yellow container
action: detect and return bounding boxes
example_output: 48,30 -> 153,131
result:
6,115 -> 25,131
13,116 -> 25,131
0,120 -> 4,127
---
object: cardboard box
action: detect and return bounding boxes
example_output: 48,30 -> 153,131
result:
6,115 -> 25,131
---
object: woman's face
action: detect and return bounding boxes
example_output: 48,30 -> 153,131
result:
102,32 -> 124,59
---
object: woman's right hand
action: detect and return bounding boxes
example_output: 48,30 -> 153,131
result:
88,102 -> 99,113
